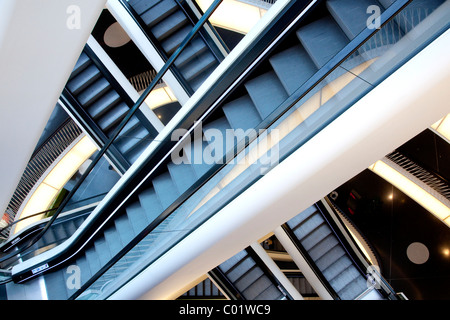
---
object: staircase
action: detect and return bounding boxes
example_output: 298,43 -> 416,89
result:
285,205 -> 368,300
10,0 -> 446,300
126,0 -> 225,92
65,48 -> 158,165
212,249 -> 288,300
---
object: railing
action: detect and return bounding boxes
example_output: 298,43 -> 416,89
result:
386,150 -> 450,201
8,0 -> 449,299
1,119 -> 82,239
128,69 -> 158,93
3,0 -> 226,275
321,198 -> 399,300
84,0 -> 450,299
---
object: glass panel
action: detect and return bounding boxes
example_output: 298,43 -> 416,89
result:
78,0 -> 450,299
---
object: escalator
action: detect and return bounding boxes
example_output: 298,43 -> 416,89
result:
283,203 -> 370,300
124,0 -> 226,93
209,248 -> 290,300
0,205 -> 93,270
62,47 -> 159,170
5,0 -> 448,300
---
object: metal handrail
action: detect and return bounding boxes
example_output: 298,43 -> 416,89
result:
0,0 -> 224,267
81,0 -> 418,299
386,150 -> 450,201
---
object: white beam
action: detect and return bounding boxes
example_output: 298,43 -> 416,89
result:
108,29 -> 450,300
0,0 -> 106,215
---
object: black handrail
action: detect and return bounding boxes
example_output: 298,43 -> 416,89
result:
119,0 -> 196,96
61,0 -> 321,298
0,192 -> 106,254
70,0 -> 417,299
281,222 -> 340,300
0,0 -> 224,268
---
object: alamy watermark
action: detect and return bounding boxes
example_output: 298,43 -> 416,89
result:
171,121 -> 280,175
66,264 -> 81,290
367,5 -> 381,30
366,265 -> 382,290
66,5 -> 81,30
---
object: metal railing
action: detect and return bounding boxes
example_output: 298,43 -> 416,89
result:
2,119 -> 82,239
386,150 -> 450,201
2,0 -> 225,272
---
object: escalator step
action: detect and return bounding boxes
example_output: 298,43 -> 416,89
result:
296,16 -> 349,68
138,188 -> 164,222
244,71 -> 288,119
114,212 -> 137,245
85,246 -> 102,275
141,0 -> 178,28
87,90 -> 121,119
67,64 -> 101,95
130,0 -> 162,16
97,101 -> 129,132
103,227 -> 124,257
327,0 -> 382,39
93,236 -> 113,267
151,9 -> 188,41
78,77 -> 111,107
286,205 -> 317,229
70,52 -> 91,80
167,161 -> 198,195
161,24 -> 191,55
222,95 -> 262,132
269,45 -> 317,95
315,244 -> 346,271
300,223 -> 333,251
152,172 -> 180,209
307,233 -> 339,262
174,37 -> 208,69
125,201 -> 149,235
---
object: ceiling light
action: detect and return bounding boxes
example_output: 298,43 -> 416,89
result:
369,160 -> 450,227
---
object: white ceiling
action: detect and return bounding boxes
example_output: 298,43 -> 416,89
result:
0,0 -> 106,215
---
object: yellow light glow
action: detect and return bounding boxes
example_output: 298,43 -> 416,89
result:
196,0 -> 267,34
431,114 -> 450,142
144,86 -> 177,110
45,136 -> 97,190
369,160 -> 450,226
14,183 -> 59,234
13,136 -> 97,234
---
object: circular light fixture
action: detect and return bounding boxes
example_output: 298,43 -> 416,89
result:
104,22 -> 130,48
406,242 -> 430,264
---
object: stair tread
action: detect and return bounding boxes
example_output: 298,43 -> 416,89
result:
130,0 -> 161,15
141,0 -> 179,28
296,16 -> 349,68
327,0 -> 380,39
222,95 -> 262,131
152,172 -> 180,209
77,78 -> 111,106
244,71 -> 288,119
269,45 -> 317,95
138,188 -> 164,222
151,9 -> 189,40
